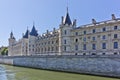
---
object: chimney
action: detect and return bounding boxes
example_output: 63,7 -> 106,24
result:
61,16 -> 64,24
92,19 -> 96,24
73,19 -> 77,27
53,28 -> 56,32
112,14 -> 116,20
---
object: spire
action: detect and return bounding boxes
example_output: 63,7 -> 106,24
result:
23,27 -> 29,38
63,7 -> 72,25
30,23 -> 38,36
10,31 -> 15,39
67,6 -> 68,13
33,21 -> 35,27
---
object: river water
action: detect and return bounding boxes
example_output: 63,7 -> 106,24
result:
0,64 -> 119,80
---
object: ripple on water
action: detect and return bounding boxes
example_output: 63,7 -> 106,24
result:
0,67 -> 8,80
0,65 -> 15,80
6,70 -> 15,80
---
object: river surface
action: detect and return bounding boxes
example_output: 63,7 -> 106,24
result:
0,64 -> 119,80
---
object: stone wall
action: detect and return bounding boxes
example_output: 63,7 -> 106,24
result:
0,57 -> 13,65
1,55 -> 120,77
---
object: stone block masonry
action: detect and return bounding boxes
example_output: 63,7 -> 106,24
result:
1,55 -> 120,77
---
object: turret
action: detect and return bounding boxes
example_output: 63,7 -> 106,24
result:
10,31 -> 15,39
23,28 -> 29,38
9,31 -> 16,45
29,23 -> 38,55
59,7 -> 73,54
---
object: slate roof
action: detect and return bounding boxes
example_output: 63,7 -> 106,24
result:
10,32 -> 15,39
23,29 -> 29,38
30,25 -> 38,36
63,12 -> 72,25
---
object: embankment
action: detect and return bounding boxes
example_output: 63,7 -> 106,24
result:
0,55 -> 120,77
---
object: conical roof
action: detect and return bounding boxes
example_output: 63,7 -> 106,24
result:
10,31 -> 15,39
63,12 -> 72,25
23,29 -> 29,38
30,25 -> 38,36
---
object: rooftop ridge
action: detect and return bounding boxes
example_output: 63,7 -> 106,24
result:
76,18 -> 120,29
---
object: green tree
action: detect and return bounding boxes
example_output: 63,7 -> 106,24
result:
0,47 -> 8,55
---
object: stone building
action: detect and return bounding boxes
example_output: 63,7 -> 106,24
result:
8,26 -> 38,56
8,9 -> 120,56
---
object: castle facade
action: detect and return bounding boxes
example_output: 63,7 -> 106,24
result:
8,10 -> 120,56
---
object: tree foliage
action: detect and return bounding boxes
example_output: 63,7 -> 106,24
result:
0,47 -> 8,56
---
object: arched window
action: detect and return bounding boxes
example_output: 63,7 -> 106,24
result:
75,39 -> 78,43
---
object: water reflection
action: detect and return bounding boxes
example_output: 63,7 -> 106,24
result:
0,65 -> 15,80
0,65 -> 8,80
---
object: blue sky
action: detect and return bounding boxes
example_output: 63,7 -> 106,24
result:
0,0 -> 120,46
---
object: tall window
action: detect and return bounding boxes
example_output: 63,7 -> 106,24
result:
102,27 -> 106,32
83,44 -> 86,50
75,38 -> 78,43
52,47 -> 54,51
64,46 -> 66,51
114,34 -> 118,38
83,37 -> 86,42
93,29 -> 96,33
48,41 -> 50,44
92,37 -> 96,41
102,43 -> 106,49
114,26 -> 118,30
102,35 -> 106,40
75,45 -> 78,51
45,48 -> 46,51
92,44 -> 96,50
52,41 -> 54,44
75,32 -> 78,36
64,30 -> 67,35
84,31 -> 86,34
114,42 -> 118,49
64,40 -> 67,44
48,47 -> 50,51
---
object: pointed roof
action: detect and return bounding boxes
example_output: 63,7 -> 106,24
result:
23,29 -> 29,38
10,32 -> 13,37
10,31 -> 15,39
30,25 -> 38,37
63,7 -> 72,25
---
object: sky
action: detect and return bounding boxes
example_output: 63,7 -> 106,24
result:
0,0 -> 120,46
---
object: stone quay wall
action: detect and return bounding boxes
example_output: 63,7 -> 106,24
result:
0,56 -> 13,65
1,55 -> 120,77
